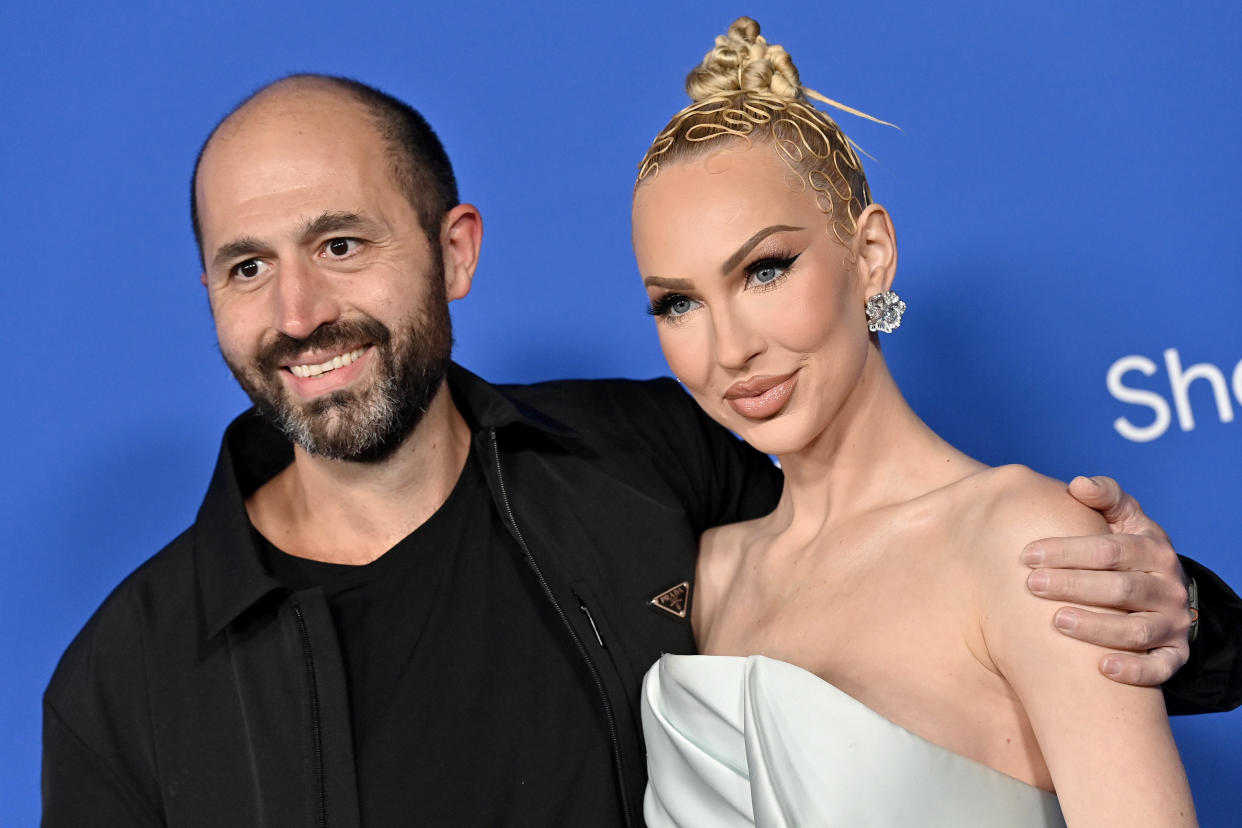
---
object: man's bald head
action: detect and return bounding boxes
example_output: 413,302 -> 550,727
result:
190,74 -> 458,266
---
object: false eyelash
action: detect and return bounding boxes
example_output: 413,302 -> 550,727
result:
745,251 -> 801,278
647,294 -> 690,317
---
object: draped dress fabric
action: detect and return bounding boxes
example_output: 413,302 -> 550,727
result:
641,654 -> 1066,827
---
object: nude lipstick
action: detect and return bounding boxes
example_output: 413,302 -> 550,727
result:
723,371 -> 798,419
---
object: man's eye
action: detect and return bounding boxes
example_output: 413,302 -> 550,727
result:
323,238 -> 359,258
232,259 -> 271,280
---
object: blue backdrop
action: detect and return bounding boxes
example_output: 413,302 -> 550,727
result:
3,1 -> 1239,824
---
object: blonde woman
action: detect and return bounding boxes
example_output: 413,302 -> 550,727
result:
634,18 -> 1196,827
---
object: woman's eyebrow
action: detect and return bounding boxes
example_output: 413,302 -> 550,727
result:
720,224 -> 804,274
643,276 -> 695,289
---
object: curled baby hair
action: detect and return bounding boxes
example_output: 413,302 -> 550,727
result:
637,16 -> 894,245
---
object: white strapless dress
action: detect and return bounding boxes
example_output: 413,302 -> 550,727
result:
641,654 -> 1065,827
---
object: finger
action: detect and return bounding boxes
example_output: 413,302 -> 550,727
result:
1066,475 -> 1124,516
1098,648 -> 1186,687
1066,475 -> 1167,540
1022,532 -> 1171,572
1026,568 -> 1180,611
1051,607 -> 1177,651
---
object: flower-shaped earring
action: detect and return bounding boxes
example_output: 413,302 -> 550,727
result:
865,290 -> 906,333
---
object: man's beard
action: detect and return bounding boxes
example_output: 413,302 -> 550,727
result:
224,280 -> 453,464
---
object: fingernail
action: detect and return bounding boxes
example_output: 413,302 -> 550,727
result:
1054,610 -> 1078,632
1102,657 -> 1122,676
1021,547 -> 1044,566
1028,571 -> 1049,592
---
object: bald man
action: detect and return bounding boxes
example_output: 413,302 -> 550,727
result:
43,75 -> 1242,827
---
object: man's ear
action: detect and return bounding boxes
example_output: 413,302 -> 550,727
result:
852,203 -> 898,297
440,204 -> 483,301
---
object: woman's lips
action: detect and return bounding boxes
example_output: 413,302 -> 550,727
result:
724,371 -> 799,419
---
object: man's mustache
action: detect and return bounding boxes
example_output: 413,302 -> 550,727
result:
253,318 -> 392,374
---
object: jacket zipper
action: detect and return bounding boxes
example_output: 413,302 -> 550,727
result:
488,429 -> 635,828
579,600 -> 606,648
292,601 -> 328,828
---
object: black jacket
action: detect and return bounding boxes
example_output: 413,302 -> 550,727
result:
43,366 -> 1242,827
43,366 -> 781,827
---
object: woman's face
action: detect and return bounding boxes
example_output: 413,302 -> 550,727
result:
631,143 -> 882,456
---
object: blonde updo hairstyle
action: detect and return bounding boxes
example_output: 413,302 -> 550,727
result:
638,17 -> 881,246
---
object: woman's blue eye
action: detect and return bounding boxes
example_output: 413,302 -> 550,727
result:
753,265 -> 782,284
745,254 -> 799,289
647,293 -> 700,319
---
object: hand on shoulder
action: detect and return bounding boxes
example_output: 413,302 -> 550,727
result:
966,467 -> 1194,826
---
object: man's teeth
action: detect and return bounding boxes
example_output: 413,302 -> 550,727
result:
289,347 -> 367,378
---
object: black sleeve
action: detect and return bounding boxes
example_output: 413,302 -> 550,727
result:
662,380 -> 783,532
1163,556 -> 1242,715
499,376 -> 783,532
42,701 -> 163,828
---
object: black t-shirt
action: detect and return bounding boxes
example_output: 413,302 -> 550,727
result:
257,450 -> 622,825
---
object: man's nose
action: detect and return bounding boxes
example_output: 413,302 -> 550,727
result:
271,258 -> 341,340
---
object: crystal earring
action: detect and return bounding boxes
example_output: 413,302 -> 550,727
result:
865,290 -> 906,333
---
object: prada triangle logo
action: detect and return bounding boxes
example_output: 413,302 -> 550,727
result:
649,581 -> 689,619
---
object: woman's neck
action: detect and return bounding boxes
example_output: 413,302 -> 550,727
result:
766,355 -> 982,543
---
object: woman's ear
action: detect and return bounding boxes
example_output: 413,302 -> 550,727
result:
852,204 -> 897,297
441,203 -> 484,301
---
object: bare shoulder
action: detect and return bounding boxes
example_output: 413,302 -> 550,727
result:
956,464 -> 1108,560
956,465 -> 1111,672
697,521 -> 750,588
961,467 -> 1194,825
693,520 -> 753,638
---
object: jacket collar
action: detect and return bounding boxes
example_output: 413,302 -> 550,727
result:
194,363 -> 575,638
445,363 -> 579,440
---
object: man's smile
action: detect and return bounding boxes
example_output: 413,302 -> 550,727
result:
279,344 -> 379,401
286,346 -> 370,378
